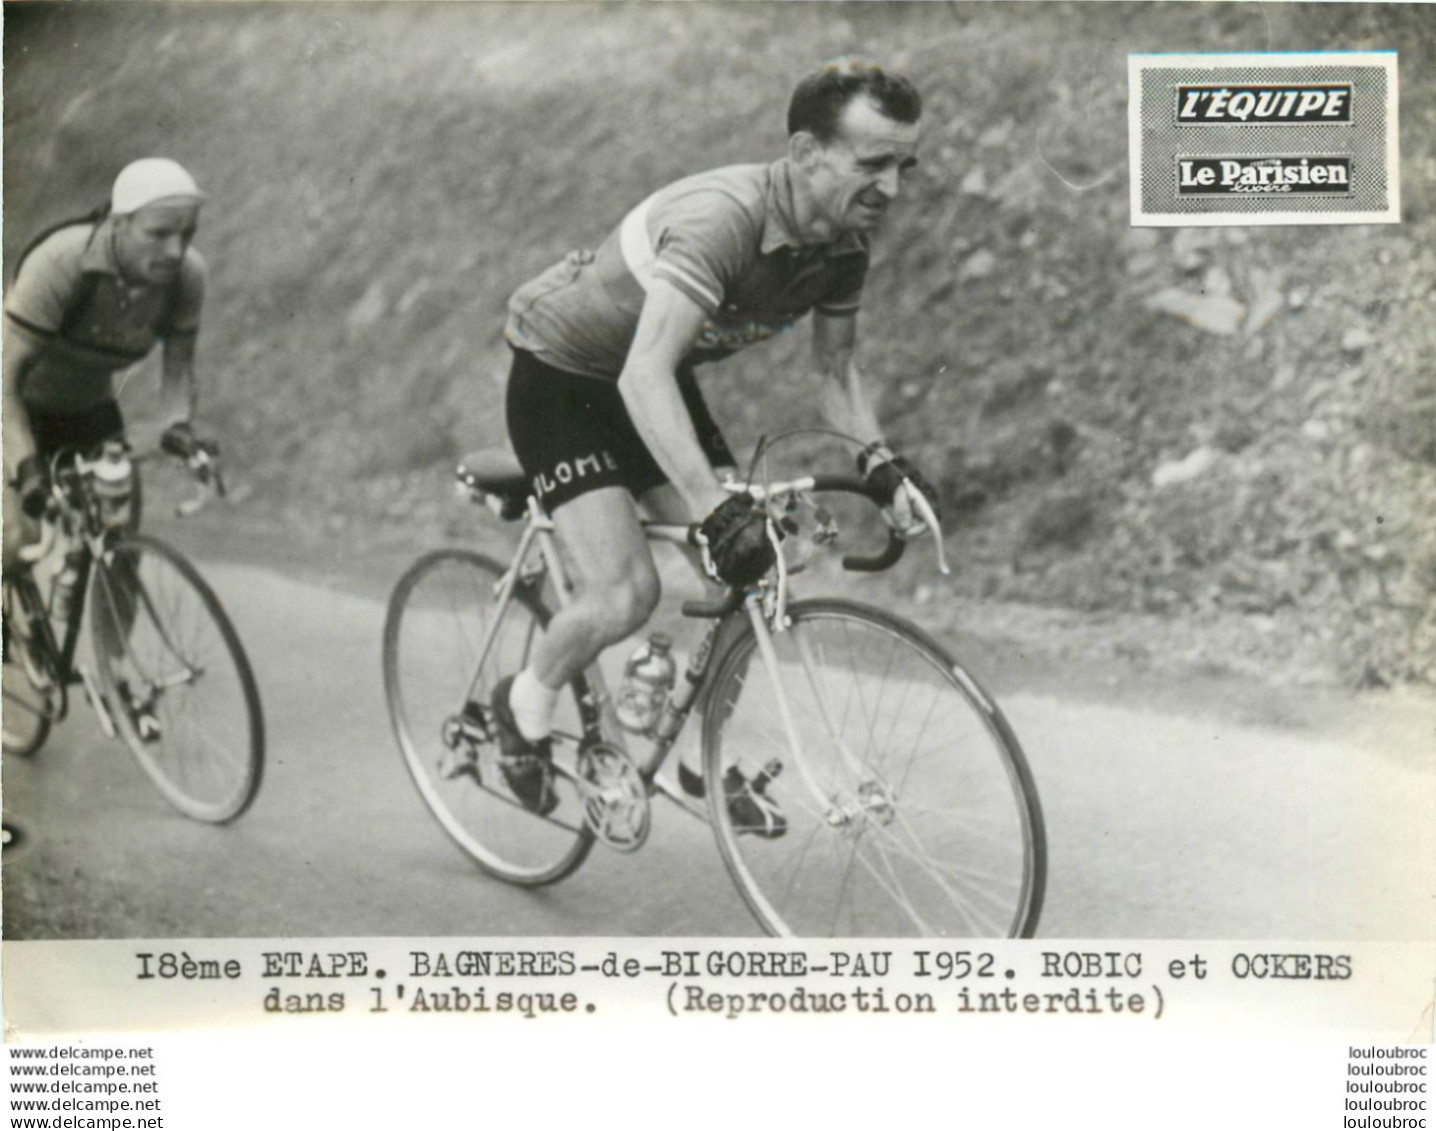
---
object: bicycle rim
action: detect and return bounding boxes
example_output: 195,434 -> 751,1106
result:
382,549 -> 594,886
2,580 -> 58,757
703,599 -> 1045,938
88,535 -> 264,823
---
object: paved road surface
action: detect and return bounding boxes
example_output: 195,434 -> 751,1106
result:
3,559 -> 1432,940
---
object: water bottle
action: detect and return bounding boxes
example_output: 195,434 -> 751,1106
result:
90,442 -> 134,529
614,633 -> 677,735
51,549 -> 85,624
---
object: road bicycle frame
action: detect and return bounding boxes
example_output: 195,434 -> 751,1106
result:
390,460 -> 1046,934
465,493 -> 736,819
457,472 -> 935,829
6,444 -> 227,740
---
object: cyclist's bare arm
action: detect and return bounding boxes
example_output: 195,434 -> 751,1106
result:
812,309 -> 884,447
1,325 -> 44,477
616,278 -> 729,519
159,333 -> 198,431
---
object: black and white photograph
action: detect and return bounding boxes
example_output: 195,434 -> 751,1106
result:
2,2 -> 1432,1106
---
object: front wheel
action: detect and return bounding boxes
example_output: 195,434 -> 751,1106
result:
88,535 -> 264,823
2,578 -> 60,758
382,549 -> 595,886
702,599 -> 1046,938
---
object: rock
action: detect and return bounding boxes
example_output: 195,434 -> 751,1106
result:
1172,229 -> 1216,272
1152,445 -> 1219,488
1202,264 -> 1234,297
1243,268 -> 1286,336
961,249 -> 998,281
1288,286 -> 1310,310
396,277 -> 433,314
978,119 -> 1014,147
989,160 -> 1044,211
346,280 -> 388,335
1341,325 -> 1376,353
1145,287 -> 1245,336
960,166 -> 988,197
1126,252 -> 1161,277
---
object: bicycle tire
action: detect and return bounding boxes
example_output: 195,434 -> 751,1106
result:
2,578 -> 60,758
702,598 -> 1045,938
87,534 -> 264,823
382,548 -> 595,886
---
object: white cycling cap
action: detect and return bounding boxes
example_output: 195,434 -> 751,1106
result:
111,158 -> 205,215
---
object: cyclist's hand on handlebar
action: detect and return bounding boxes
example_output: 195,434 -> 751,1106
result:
160,421 -> 219,463
858,442 -> 942,538
12,455 -> 51,520
695,493 -> 777,588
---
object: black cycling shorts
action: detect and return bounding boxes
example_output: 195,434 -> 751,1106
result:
504,347 -> 735,513
27,398 -> 125,460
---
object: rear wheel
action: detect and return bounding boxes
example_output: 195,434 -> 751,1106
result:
702,599 -> 1045,938
88,535 -> 264,822
383,549 -> 595,886
2,577 -> 60,758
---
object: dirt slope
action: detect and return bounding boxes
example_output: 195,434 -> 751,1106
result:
4,3 -> 1433,687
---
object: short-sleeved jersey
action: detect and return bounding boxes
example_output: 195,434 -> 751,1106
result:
505,158 -> 868,381
4,219 -> 206,412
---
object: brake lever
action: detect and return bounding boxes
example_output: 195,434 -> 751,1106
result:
906,485 -> 950,576
174,450 -> 226,516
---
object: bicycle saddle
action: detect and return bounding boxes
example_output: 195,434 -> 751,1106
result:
457,446 -> 529,518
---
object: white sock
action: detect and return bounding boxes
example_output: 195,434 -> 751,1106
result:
510,667 -> 559,742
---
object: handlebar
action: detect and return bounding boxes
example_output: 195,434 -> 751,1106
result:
19,443 -> 225,561
678,472 -> 947,619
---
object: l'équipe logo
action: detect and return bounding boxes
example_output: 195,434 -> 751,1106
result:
1175,84 -> 1353,125
1176,155 -> 1352,197
1129,52 -> 1399,225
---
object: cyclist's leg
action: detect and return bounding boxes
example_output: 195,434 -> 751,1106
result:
1,479 -> 35,575
502,350 -> 665,742
528,486 -> 661,693
489,488 -> 658,813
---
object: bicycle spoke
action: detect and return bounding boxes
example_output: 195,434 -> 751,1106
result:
90,537 -> 263,823
869,812 -> 1017,935
383,549 -> 594,886
848,829 -> 939,936
706,600 -> 1044,938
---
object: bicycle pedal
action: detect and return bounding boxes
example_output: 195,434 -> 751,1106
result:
437,747 -> 480,781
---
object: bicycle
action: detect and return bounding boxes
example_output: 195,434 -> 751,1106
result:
2,440 -> 264,823
383,446 -> 1046,937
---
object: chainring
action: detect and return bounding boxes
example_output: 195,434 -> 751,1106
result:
576,740 -> 651,852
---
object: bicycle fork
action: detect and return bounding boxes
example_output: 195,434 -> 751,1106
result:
746,599 -> 899,834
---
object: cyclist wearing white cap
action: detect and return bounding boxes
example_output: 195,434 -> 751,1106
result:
3,158 -> 213,570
